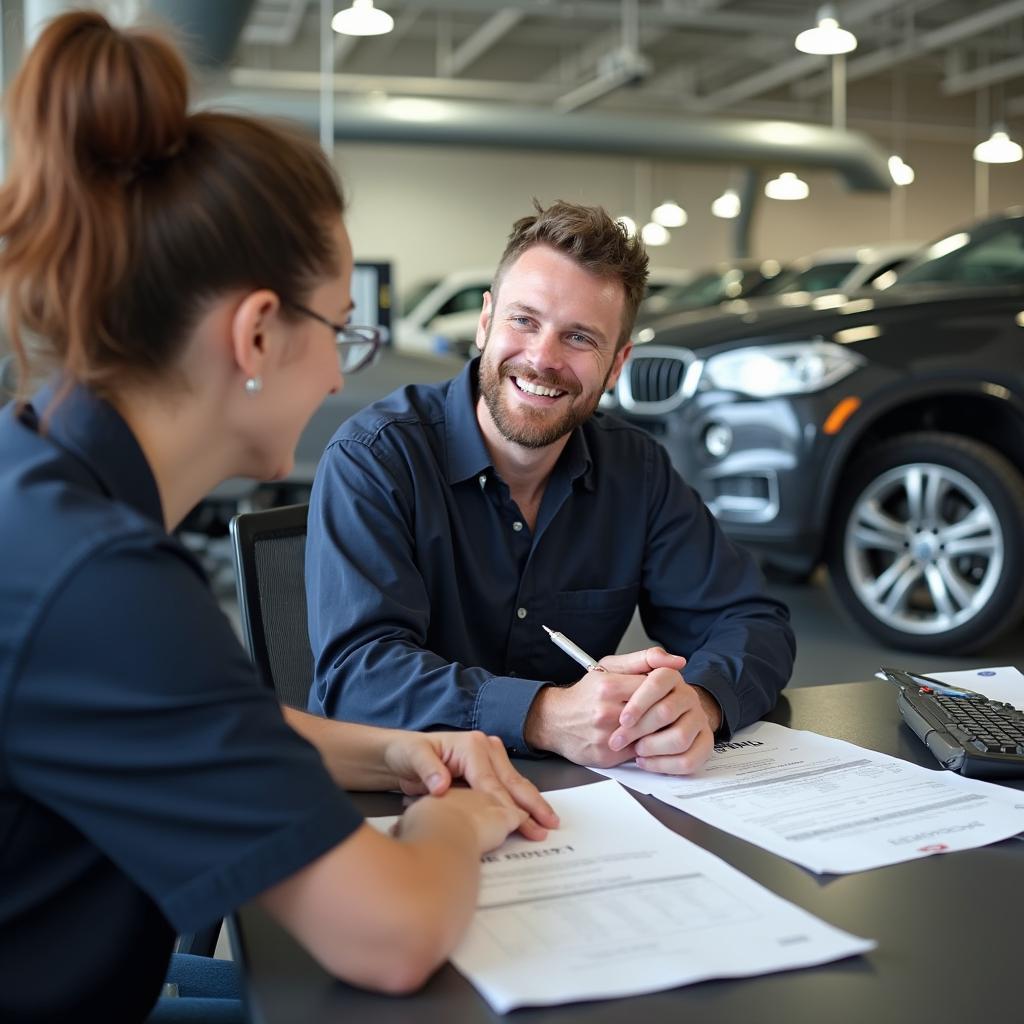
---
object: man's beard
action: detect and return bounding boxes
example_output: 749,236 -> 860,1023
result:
478,350 -> 607,450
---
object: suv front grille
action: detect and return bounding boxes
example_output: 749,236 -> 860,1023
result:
616,346 -> 699,415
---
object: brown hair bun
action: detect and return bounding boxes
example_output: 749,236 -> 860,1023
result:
9,10 -> 189,184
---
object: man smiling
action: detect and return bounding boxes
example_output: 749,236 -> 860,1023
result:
306,201 -> 795,775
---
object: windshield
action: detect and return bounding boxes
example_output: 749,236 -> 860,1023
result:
401,279 -> 441,316
895,218 -> 1024,287
655,271 -> 733,309
756,261 -> 858,296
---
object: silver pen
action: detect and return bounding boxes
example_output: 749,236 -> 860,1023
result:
542,625 -> 606,673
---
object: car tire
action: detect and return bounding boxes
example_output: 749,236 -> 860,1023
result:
826,431 -> 1024,654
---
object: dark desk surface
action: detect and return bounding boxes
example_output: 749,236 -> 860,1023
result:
233,681 -> 1024,1023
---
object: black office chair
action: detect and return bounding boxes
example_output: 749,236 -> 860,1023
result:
175,506 -> 315,960
228,502 -> 314,709
0,353 -> 18,408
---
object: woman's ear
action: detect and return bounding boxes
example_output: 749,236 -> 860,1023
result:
230,289 -> 280,382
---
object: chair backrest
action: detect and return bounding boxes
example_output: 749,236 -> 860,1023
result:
229,503 -> 313,709
0,353 -> 17,408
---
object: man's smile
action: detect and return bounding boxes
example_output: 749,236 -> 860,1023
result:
511,375 -> 568,400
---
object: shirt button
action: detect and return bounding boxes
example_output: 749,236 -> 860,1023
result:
478,474 -> 487,488
512,521 -> 523,532
517,607 -> 527,619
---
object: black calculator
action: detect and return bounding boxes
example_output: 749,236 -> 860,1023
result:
880,667 -> 1024,779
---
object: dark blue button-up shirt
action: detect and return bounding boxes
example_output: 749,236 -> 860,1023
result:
0,385 -> 361,1022
307,359 -> 795,754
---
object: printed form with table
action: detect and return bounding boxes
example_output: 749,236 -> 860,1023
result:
373,666 -> 1024,1012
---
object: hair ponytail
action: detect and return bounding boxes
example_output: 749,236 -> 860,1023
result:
0,10 -> 344,398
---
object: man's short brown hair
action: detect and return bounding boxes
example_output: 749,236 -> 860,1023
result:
492,200 -> 650,350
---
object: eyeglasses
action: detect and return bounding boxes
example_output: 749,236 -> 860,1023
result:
285,302 -> 383,374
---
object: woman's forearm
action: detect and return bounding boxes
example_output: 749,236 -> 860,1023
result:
282,706 -> 400,790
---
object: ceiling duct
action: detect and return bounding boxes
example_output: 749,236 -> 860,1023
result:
212,91 -> 891,191
147,0 -> 255,67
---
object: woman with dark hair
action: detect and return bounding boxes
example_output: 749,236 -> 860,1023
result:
0,11 -> 556,1022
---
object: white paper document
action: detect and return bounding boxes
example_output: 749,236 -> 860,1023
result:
594,721 -> 1024,874
383,780 -> 873,1013
927,665 -> 1024,706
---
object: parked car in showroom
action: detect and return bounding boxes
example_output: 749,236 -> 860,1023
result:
606,210 -> 1024,654
751,242 -> 919,297
637,258 -> 786,322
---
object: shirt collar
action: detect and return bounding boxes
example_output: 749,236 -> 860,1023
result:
25,380 -> 165,526
444,358 -> 494,484
444,357 -> 596,491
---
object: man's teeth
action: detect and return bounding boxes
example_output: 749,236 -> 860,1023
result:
514,377 -> 564,398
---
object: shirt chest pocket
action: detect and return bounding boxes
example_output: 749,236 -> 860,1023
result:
548,583 -> 640,660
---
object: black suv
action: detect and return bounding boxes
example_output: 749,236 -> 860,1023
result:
607,210 -> 1024,655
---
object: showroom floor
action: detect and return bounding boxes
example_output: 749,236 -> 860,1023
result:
619,568 -> 1024,688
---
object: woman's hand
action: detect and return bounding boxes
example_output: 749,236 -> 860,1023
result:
382,730 -> 559,840
398,786 -> 530,854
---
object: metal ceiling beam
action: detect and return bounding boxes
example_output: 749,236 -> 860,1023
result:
553,0 -> 648,112
439,8 -> 525,77
242,0 -> 308,46
553,55 -> 649,113
794,0 -> 1024,98
397,0 -> 806,36
1003,92 -> 1024,117
694,0 -> 938,109
942,51 -> 1024,96
690,53 -> 825,113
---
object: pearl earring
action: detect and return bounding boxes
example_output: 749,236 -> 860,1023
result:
244,376 -> 263,395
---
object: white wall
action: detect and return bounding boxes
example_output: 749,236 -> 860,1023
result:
334,137 -> 1024,308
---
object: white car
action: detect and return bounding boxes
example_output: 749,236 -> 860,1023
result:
395,267 -> 693,357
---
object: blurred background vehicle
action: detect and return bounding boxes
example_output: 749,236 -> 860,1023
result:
394,269 -> 494,356
606,210 -> 1024,655
637,259 -> 787,322
751,243 -> 920,297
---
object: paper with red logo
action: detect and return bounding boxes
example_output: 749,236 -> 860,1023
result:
594,720 -> 1024,874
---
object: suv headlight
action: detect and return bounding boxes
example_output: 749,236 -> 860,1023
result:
701,340 -> 864,398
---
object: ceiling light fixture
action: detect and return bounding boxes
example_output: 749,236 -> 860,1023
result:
331,0 -> 394,37
652,201 -> 688,228
794,5 -> 857,55
973,125 -> 1023,164
887,154 -> 915,186
764,172 -> 809,200
641,222 -> 670,246
711,188 -> 741,219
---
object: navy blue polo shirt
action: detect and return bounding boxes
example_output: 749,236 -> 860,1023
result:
307,358 -> 795,753
0,385 -> 362,1022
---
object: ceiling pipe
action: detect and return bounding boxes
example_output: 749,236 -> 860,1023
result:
148,0 -> 255,67
208,90 -> 892,191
